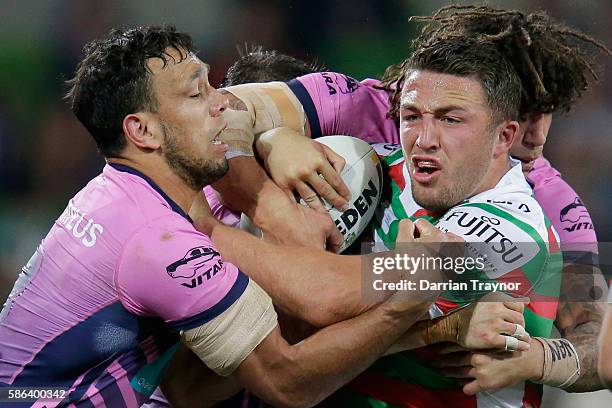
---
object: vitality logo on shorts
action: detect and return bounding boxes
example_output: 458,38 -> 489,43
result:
166,246 -> 220,280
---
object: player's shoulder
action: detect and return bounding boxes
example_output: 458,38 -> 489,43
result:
294,71 -> 380,95
105,164 -> 189,222
115,210 -> 239,322
69,164 -> 193,241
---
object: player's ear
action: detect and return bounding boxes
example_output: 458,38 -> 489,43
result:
493,119 -> 519,158
123,112 -> 162,150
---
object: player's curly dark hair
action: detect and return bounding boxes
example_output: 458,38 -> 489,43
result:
65,25 -> 195,157
221,44 -> 324,86
381,5 -> 612,120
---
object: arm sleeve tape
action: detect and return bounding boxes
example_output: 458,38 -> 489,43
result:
223,82 -> 307,136
181,278 -> 278,376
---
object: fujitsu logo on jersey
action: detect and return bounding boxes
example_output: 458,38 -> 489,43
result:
443,210 -> 524,263
57,201 -> 104,247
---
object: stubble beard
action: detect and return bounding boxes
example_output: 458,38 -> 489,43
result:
161,122 -> 229,190
410,139 -> 494,212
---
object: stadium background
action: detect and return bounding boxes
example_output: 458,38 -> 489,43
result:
0,0 -> 610,406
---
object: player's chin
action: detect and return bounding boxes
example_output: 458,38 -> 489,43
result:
213,156 -> 229,172
512,152 -> 541,173
413,188 -> 439,209
517,158 -> 535,173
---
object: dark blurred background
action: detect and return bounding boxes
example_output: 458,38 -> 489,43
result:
0,2 -> 610,402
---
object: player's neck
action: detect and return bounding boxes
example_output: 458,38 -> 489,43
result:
471,156 -> 512,197
106,155 -> 199,214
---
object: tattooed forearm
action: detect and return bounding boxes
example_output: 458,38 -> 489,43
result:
554,263 -> 606,392
563,318 -> 604,391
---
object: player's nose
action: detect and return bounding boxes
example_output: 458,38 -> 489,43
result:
522,113 -> 550,148
415,117 -> 440,151
209,87 -> 229,117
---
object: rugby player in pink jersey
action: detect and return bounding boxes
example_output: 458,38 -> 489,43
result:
208,6 -> 610,404
1,25 -> 528,408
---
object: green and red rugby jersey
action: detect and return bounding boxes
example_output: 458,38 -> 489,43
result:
342,144 -> 562,408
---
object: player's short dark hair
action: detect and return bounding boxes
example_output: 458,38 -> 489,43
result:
409,5 -> 612,117
381,37 -> 521,125
221,45 -> 323,86
65,25 -> 195,157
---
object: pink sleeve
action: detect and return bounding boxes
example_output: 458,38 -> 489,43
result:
115,215 -> 248,331
288,72 -> 399,144
203,186 -> 240,228
528,157 -> 598,264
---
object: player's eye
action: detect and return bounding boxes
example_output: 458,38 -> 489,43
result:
441,116 -> 461,124
190,92 -> 202,98
401,114 -> 419,122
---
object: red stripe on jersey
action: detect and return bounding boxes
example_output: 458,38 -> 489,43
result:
547,226 -> 560,253
413,208 -> 443,219
348,371 -> 476,408
497,267 -> 535,298
434,298 -> 461,315
388,162 -> 406,191
526,295 -> 559,320
523,382 -> 543,408
497,267 -> 558,319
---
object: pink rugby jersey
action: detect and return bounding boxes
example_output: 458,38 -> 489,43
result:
527,157 -> 598,266
291,71 -> 599,262
203,185 -> 240,228
0,164 -> 249,407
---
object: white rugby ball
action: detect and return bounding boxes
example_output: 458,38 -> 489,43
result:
240,135 -> 383,253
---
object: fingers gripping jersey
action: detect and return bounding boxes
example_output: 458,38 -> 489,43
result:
343,145 -> 561,408
0,164 -> 268,408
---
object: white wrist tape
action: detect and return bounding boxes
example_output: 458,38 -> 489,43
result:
220,108 -> 256,158
222,82 -> 307,136
532,337 -> 581,388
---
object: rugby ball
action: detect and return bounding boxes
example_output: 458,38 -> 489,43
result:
240,135 -> 383,253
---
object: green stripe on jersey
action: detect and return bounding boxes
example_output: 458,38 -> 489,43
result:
375,179 -> 408,249
370,352 -> 456,389
381,148 -> 404,165
334,392 -> 403,408
455,203 -> 546,246
523,306 -> 555,337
